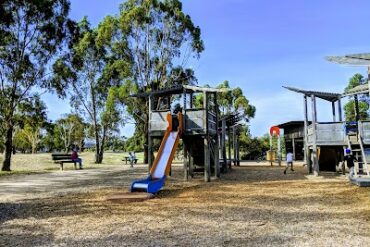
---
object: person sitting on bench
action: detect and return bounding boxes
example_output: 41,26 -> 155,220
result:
71,148 -> 83,169
129,151 -> 136,168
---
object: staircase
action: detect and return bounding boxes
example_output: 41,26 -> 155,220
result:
346,130 -> 370,177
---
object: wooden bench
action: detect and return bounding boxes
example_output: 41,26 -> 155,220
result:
123,156 -> 138,166
52,153 -> 77,171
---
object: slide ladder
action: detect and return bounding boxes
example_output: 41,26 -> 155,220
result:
131,113 -> 183,194
345,123 -> 370,177
357,134 -> 370,176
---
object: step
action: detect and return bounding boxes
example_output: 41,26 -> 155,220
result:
349,176 -> 370,187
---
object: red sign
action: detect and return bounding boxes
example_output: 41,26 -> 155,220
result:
270,126 -> 280,136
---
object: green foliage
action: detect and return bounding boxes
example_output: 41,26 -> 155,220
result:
343,73 -> 369,121
13,95 -> 48,154
217,81 -> 256,119
53,113 -> 87,151
344,101 -> 369,121
53,16 -> 133,163
194,81 -> 256,121
0,0 -> 75,170
113,0 -> 204,162
124,132 -> 145,152
239,128 -> 270,160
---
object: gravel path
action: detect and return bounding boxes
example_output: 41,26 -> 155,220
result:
0,164 -> 148,202
1,163 -> 370,247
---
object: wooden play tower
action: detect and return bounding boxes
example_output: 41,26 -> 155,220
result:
132,85 -> 242,182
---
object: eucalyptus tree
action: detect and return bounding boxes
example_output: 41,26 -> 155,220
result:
344,73 -> 369,121
54,113 -> 86,152
0,0 -> 75,170
116,0 -> 204,162
53,17 -> 132,163
194,81 -> 256,120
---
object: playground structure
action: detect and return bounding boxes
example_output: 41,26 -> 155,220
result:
130,85 -> 242,193
281,53 -> 370,185
277,121 -> 308,161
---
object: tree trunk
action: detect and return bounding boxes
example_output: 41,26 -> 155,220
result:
96,149 -> 104,164
144,116 -> 149,164
2,125 -> 14,171
94,136 -> 101,164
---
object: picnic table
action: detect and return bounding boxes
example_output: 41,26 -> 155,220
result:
123,156 -> 138,166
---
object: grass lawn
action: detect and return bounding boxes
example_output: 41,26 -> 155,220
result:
0,151 -> 145,176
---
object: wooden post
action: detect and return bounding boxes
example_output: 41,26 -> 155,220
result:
148,96 -> 153,170
204,92 -> 210,182
214,93 -> 220,178
228,127 -> 232,169
189,147 -> 194,178
311,94 -> 319,176
269,134 -> 273,166
183,143 -> 188,181
237,134 -> 240,166
221,118 -> 227,170
190,93 -> 193,108
354,94 -> 360,122
277,134 -> 281,166
292,137 -> 296,161
308,148 -> 313,174
183,91 -> 187,180
332,101 -> 336,122
304,96 -> 309,167
338,97 -> 343,121
233,126 -> 237,166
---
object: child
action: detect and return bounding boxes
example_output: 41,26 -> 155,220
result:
344,148 -> 356,177
284,150 -> 294,174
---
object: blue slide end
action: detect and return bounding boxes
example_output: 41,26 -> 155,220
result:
130,176 -> 167,194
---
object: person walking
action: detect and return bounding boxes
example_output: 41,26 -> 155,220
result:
284,150 -> 294,174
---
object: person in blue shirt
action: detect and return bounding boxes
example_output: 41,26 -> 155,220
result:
284,150 -> 294,174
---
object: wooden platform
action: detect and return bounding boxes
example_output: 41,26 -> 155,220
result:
106,192 -> 154,203
349,176 -> 370,187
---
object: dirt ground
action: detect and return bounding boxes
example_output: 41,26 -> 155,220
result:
1,162 -> 370,247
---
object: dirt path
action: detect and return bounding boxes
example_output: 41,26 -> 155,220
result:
1,163 -> 370,247
0,164 -> 148,202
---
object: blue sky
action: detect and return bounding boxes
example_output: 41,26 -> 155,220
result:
45,0 -> 370,137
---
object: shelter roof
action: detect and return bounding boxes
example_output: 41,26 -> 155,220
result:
326,53 -> 370,66
283,86 -> 341,102
343,84 -> 370,96
277,121 -> 310,129
130,85 -> 231,98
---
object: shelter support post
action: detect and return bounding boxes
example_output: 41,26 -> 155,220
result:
332,101 -> 336,122
303,96 -> 309,167
338,98 -> 343,122
204,92 -> 211,182
214,93 -> 220,178
221,119 -> 227,170
311,94 -> 319,176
